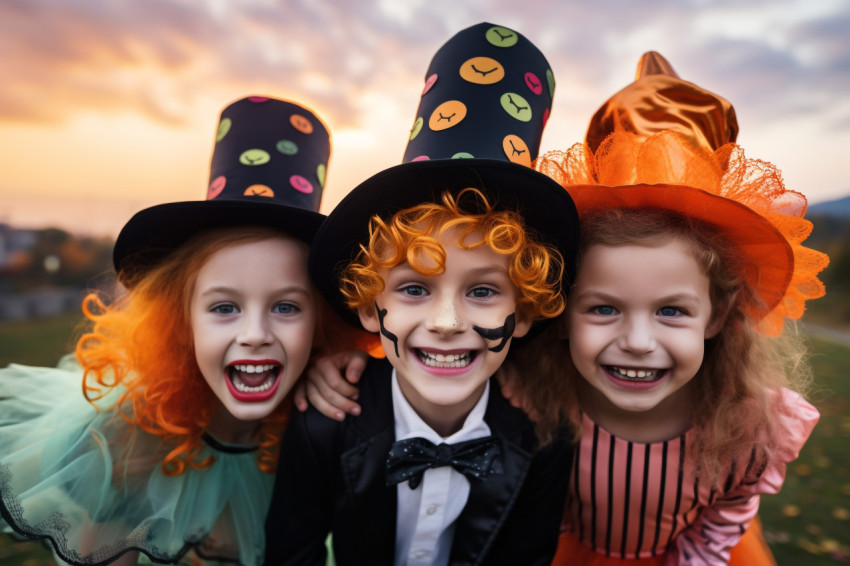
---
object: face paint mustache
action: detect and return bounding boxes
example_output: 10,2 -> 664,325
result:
473,313 -> 516,353
376,303 -> 516,357
375,302 -> 400,357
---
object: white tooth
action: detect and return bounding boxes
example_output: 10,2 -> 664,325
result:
626,369 -> 636,378
637,370 -> 646,378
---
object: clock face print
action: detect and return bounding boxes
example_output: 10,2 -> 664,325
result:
290,175 -> 314,194
428,100 -> 467,131
502,135 -> 531,167
500,92 -> 532,122
422,73 -> 438,95
459,57 -> 505,85
485,25 -> 518,48
524,72 -> 543,95
207,176 -> 226,199
276,140 -> 298,155
239,149 -> 271,166
410,117 -> 424,140
244,184 -> 275,197
216,118 -> 231,142
290,114 -> 313,134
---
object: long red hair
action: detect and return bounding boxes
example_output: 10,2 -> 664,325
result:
76,226 -> 348,475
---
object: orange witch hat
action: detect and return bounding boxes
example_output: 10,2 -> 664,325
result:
537,51 -> 829,335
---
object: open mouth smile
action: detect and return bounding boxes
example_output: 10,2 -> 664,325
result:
606,365 -> 665,382
225,361 -> 282,401
415,349 -> 476,369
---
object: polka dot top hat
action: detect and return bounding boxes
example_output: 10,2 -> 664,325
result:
537,52 -> 829,335
310,22 -> 579,324
113,96 -> 330,286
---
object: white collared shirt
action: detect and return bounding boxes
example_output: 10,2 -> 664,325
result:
391,370 -> 492,566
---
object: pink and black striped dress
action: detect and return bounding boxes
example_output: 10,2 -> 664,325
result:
557,388 -> 818,565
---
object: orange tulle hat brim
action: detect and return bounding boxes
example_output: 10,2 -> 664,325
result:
537,131 -> 829,335
566,182 -> 793,313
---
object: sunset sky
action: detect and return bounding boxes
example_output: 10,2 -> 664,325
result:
1,0 -> 848,237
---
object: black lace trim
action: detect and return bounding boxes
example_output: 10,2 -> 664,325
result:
201,432 -> 258,454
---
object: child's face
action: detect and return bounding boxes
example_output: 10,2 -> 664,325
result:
358,227 -> 532,428
190,236 -> 317,423
567,239 -> 719,418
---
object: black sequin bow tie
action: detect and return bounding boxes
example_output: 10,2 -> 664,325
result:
385,436 -> 503,489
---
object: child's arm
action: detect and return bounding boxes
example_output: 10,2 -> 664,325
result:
668,389 -> 819,565
484,429 -> 573,564
495,360 -> 541,422
292,350 -> 367,419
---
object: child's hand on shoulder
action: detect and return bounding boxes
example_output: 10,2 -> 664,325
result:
293,350 -> 368,420
496,360 -> 541,423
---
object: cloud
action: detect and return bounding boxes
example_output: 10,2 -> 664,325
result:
1,0 -> 848,152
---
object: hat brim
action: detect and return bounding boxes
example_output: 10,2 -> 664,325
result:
309,158 -> 580,327
113,200 -> 325,283
567,183 -> 793,313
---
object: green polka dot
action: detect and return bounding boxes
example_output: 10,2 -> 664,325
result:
410,117 -> 424,141
452,152 -> 474,159
216,118 -> 231,142
317,163 -> 326,187
546,69 -> 555,98
486,26 -> 518,47
276,140 -> 298,155
239,149 -> 270,166
500,92 -> 532,122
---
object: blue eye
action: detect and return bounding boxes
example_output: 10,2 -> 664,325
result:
400,284 -> 427,297
211,303 -> 238,315
658,306 -> 683,317
469,287 -> 496,299
592,305 -> 617,316
273,303 -> 298,314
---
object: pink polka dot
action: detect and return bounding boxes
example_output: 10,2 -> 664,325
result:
411,155 -> 430,162
248,96 -> 270,103
422,74 -> 438,95
524,72 -> 543,95
207,176 -> 226,199
290,175 -> 314,194
543,107 -> 550,127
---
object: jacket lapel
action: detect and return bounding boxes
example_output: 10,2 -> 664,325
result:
338,359 -> 398,562
450,379 -> 535,565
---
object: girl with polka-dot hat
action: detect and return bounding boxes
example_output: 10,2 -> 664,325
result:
0,96 -> 374,565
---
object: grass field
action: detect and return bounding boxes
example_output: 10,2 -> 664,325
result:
1,315 -> 849,564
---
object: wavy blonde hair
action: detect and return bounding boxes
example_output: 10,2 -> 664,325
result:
77,226 -> 348,476
340,188 -> 565,320
511,208 -> 811,484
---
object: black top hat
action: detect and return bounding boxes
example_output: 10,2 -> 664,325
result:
309,22 -> 580,326
113,96 -> 330,285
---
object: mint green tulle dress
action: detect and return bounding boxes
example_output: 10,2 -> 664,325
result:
0,357 -> 274,565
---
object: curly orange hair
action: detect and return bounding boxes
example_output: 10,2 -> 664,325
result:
76,226 -> 350,476
510,207 -> 811,484
341,188 -> 565,320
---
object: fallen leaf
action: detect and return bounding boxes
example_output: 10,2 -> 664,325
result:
783,504 -> 801,517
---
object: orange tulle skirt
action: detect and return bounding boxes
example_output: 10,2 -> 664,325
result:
551,516 -> 776,566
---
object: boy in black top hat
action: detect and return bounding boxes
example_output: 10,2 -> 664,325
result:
264,23 -> 578,566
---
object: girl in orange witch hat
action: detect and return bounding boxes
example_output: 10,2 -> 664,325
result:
509,51 -> 828,565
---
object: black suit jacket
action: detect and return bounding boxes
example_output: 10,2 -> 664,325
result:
264,357 -> 572,566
